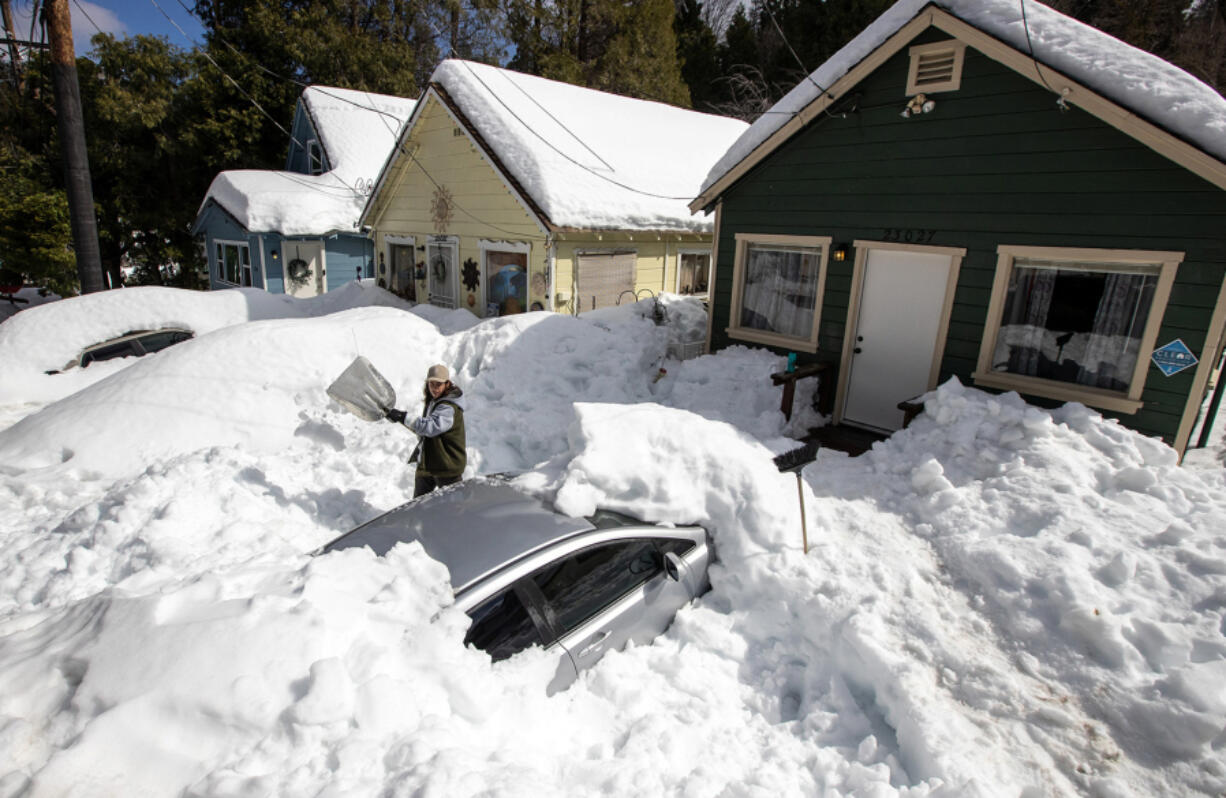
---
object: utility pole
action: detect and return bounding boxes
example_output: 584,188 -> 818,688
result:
44,0 -> 105,294
1,0 -> 21,87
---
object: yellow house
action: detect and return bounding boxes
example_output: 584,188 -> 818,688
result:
360,60 -> 748,317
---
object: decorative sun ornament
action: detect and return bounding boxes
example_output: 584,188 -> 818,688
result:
431,185 -> 454,232
461,258 -> 481,292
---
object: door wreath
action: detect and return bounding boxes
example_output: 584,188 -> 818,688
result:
287,258 -> 311,287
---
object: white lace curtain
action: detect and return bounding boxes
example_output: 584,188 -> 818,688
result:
997,260 -> 1155,390
740,245 -> 820,339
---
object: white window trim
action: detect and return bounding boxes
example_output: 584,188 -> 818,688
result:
675,248 -> 713,297
726,233 -> 831,353
905,40 -> 967,96
214,238 -> 252,287
385,234 -> 415,294
306,139 -> 324,176
479,239 -> 532,316
972,244 -> 1183,414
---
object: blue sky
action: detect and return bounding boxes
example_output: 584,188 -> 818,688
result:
8,0 -> 206,54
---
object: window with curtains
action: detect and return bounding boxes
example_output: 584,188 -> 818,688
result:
975,246 -> 1182,412
727,234 -> 830,351
677,251 -> 711,296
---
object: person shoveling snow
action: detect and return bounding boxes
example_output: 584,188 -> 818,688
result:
328,357 -> 468,498
385,364 -> 468,498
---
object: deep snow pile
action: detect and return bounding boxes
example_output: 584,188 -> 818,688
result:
0,286 -> 1223,797
0,281 -> 411,408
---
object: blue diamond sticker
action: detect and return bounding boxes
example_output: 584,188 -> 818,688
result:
1151,339 -> 1198,377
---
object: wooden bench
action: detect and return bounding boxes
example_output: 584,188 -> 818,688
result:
770,362 -> 833,421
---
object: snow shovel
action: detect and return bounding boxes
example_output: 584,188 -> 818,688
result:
327,356 -> 396,421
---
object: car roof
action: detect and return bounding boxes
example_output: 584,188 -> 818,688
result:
322,478 -> 596,591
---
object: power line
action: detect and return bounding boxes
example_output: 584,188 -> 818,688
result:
408,151 -> 546,240
759,0 -> 846,120
145,0 -> 378,202
69,0 -> 102,37
452,59 -> 699,202
1019,0 -> 1068,109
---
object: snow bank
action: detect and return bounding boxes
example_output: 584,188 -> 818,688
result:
0,284 -> 1223,796
0,281 -> 409,407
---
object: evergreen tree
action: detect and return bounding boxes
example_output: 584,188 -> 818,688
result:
507,0 -> 691,106
82,35 -> 213,288
0,148 -> 77,295
674,0 -> 721,112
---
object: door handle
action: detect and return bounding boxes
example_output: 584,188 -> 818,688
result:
577,629 -> 612,658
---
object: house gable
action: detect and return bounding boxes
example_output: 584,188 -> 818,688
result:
363,91 -> 548,241
284,101 -> 325,175
708,25 -> 1226,453
694,5 -> 1226,212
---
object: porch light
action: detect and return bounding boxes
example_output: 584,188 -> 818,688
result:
831,244 -> 849,262
900,93 -> 935,118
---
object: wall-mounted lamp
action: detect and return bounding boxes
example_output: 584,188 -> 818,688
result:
270,249 -> 279,261
831,244 -> 850,262
900,93 -> 935,118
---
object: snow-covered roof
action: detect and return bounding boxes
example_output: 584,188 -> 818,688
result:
390,60 -> 750,233
199,86 -> 417,236
697,0 -> 1226,204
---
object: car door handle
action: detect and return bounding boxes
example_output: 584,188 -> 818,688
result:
577,629 -> 612,658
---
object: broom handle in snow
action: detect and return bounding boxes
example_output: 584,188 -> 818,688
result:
796,472 -> 809,554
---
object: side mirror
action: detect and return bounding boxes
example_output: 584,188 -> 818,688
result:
663,551 -> 683,582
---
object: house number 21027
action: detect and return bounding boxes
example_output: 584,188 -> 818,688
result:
881,228 -> 937,243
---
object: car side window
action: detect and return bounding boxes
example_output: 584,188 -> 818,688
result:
464,587 -> 544,662
136,330 -> 191,354
80,340 -> 138,367
531,540 -> 664,634
657,538 -> 695,558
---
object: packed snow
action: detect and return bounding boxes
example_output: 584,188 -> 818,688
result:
399,60 -> 749,232
0,285 -> 1224,797
699,0 -> 1226,201
198,87 -> 417,235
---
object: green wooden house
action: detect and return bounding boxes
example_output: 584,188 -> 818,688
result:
691,0 -> 1226,457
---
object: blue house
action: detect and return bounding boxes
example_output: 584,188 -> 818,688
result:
193,86 -> 417,297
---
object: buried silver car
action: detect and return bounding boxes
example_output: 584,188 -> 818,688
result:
320,478 -> 712,692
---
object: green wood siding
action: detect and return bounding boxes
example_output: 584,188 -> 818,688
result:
711,27 -> 1226,445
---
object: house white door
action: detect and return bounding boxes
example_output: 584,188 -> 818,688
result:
842,248 -> 953,432
427,237 -> 459,309
284,241 -> 325,298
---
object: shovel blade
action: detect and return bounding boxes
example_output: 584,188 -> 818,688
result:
327,356 -> 397,421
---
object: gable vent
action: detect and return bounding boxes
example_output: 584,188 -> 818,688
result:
906,40 -> 967,96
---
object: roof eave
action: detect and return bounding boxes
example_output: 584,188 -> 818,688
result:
693,3 -> 1226,208
691,5 -> 938,212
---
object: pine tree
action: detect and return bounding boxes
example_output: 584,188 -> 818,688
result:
507,0 -> 691,106
674,0 -> 721,112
